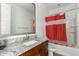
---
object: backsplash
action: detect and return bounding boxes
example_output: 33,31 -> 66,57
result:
0,34 -> 36,44
6,35 -> 27,44
0,35 -> 26,44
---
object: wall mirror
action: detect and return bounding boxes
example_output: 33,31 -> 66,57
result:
0,3 -> 35,36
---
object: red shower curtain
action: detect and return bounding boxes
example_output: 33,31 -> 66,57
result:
45,13 -> 67,45
56,24 -> 67,42
46,25 -> 57,40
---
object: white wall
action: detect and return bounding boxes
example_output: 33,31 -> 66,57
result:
49,4 -> 77,15
76,9 -> 79,47
11,5 -> 33,34
36,3 -> 48,39
66,10 -> 77,46
1,3 -> 11,35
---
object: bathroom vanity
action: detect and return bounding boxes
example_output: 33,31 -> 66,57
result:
0,38 -> 48,56
20,40 -> 48,56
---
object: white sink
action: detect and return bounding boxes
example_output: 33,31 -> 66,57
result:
23,40 -> 38,46
3,40 -> 38,55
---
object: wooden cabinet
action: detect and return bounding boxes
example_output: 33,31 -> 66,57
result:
38,41 -> 48,56
20,40 -> 48,56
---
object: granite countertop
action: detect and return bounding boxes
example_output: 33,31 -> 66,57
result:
0,38 -> 47,56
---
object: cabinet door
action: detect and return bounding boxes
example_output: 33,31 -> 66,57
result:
39,48 -> 48,56
38,41 -> 48,56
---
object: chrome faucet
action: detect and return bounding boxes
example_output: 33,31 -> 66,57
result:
26,34 -> 29,40
23,34 -> 29,41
